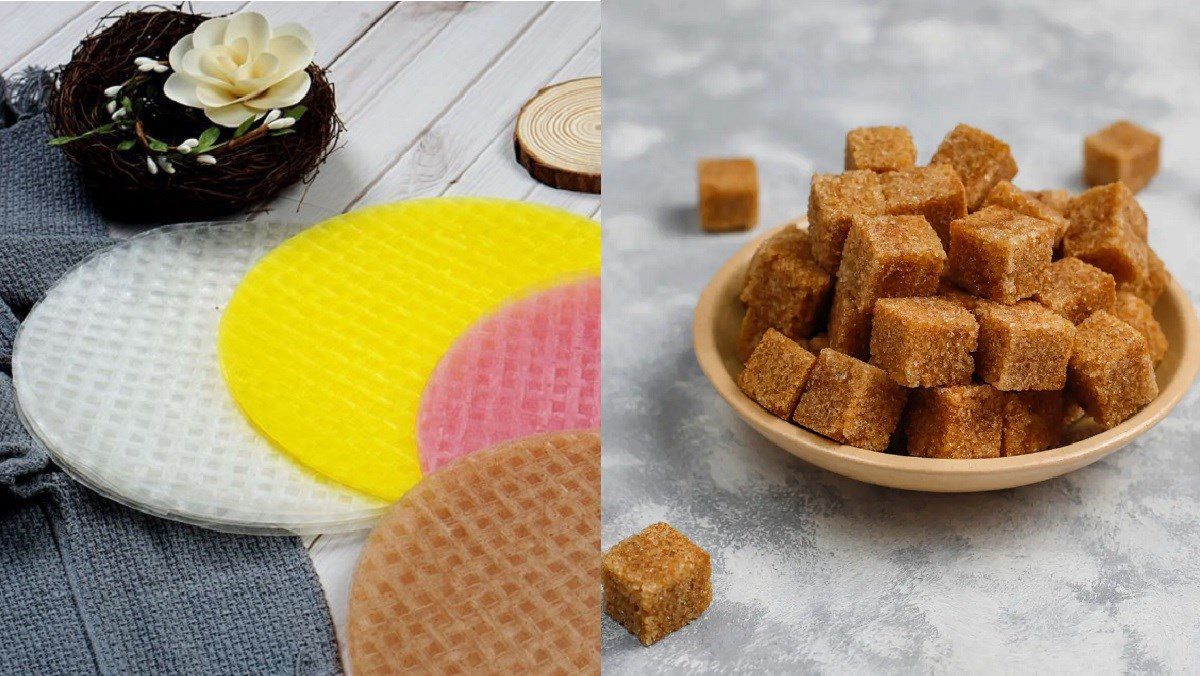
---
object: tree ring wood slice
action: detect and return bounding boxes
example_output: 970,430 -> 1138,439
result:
514,76 -> 601,194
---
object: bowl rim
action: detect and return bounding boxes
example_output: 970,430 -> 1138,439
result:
693,221 -> 1200,480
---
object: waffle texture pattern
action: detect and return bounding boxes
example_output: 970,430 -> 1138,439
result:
0,105 -> 340,673
348,430 -> 601,675
417,276 -> 601,472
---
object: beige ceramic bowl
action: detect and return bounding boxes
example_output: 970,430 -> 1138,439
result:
694,223 -> 1200,492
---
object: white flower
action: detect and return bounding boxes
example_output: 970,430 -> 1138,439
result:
266,117 -> 294,130
146,156 -> 158,175
196,154 -> 217,165
263,109 -> 281,125
156,156 -> 176,175
104,85 -> 121,98
163,12 -> 314,128
106,100 -> 117,114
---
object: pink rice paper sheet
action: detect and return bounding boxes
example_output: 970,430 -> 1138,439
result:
416,277 -> 600,473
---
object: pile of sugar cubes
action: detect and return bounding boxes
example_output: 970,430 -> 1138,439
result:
730,122 -> 1169,458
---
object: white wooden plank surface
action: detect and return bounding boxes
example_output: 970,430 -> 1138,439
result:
3,2 -> 601,669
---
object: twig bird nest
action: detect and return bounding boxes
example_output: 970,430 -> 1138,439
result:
48,8 -> 341,220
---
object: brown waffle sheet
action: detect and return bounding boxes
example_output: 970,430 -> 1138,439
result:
348,430 -> 601,675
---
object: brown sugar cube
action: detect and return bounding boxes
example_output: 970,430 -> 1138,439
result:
880,164 -> 968,247
698,158 -> 758,232
1084,121 -> 1161,193
930,124 -> 1018,210
845,126 -> 917,173
1002,390 -> 1066,456
974,300 -> 1075,391
1112,291 -> 1168,364
1033,257 -> 1116,325
1025,189 -> 1072,215
602,523 -> 712,646
807,171 -> 885,272
737,329 -> 818,419
1063,183 -> 1149,285
905,385 -> 1003,459
947,206 -> 1056,304
869,297 -> 978,387
792,349 -> 908,451
983,181 -> 1070,245
1118,246 -> 1169,306
740,227 -> 833,342
837,214 -> 946,301
1068,310 -> 1158,428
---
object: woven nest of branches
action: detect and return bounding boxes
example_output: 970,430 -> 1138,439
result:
48,7 -> 341,220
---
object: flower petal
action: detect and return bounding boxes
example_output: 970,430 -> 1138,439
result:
224,12 -> 270,57
191,17 -> 229,50
196,82 -> 243,108
168,35 -> 193,72
245,70 -> 310,110
204,101 -> 260,128
163,73 -> 204,108
273,22 -> 315,50
266,35 -> 314,77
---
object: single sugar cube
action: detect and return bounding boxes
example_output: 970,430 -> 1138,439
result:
905,385 -> 1003,459
1025,188 -> 1072,215
698,158 -> 758,232
1084,121 -> 1161,193
948,206 -> 1056,304
1063,183 -> 1149,285
1033,257 -> 1116,325
837,214 -> 946,301
844,126 -> 917,173
1002,390 -> 1065,456
602,522 -> 712,646
974,300 -> 1076,391
1119,246 -> 1169,306
930,124 -> 1018,211
807,171 -> 885,272
869,297 -> 978,387
983,180 -> 1070,246
880,164 -> 968,247
1068,310 -> 1158,428
738,329 -> 818,419
1112,291 -> 1168,364
740,226 -> 833,342
792,348 -> 908,451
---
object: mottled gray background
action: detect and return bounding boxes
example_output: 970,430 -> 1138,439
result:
601,0 -> 1200,672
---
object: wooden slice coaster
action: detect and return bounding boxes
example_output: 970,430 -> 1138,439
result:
515,76 -> 601,194
348,430 -> 600,674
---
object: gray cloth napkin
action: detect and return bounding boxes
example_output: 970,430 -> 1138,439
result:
0,103 -> 342,674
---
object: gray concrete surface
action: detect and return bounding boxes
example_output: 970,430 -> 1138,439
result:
601,0 -> 1200,672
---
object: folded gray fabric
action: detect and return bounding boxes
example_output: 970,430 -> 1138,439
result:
0,87 -> 341,675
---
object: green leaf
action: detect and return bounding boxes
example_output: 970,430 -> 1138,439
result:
49,136 -> 77,146
47,123 -> 118,147
283,105 -> 307,121
233,115 -> 256,139
195,126 -> 221,152
269,128 -> 297,137
121,96 -> 133,111
116,139 -> 136,150
147,138 -> 169,152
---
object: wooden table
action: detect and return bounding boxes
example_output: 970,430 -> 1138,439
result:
2,0 -> 599,662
